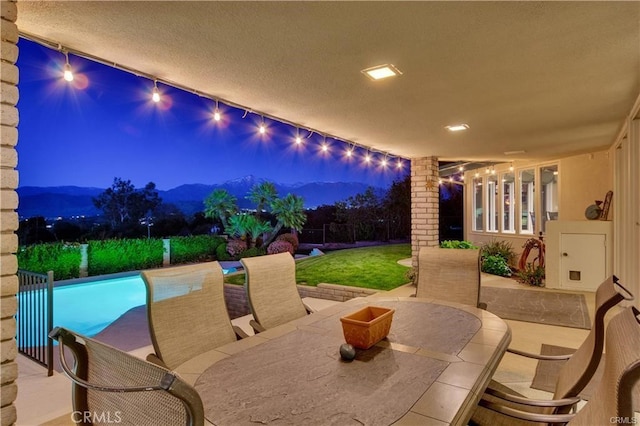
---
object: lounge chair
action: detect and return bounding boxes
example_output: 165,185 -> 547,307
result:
241,252 -> 314,333
476,305 -> 640,425
470,275 -> 634,425
141,261 -> 247,371
49,327 -> 204,426
416,246 -> 484,308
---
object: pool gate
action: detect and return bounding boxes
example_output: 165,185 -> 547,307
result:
17,270 -> 54,376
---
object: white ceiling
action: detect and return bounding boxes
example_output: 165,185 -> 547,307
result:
16,1 -> 640,163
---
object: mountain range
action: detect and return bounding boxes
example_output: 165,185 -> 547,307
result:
17,175 -> 380,219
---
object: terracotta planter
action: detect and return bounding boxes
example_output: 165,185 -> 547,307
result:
340,306 -> 395,349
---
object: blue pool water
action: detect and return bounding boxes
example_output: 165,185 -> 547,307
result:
20,267 -> 235,343
54,275 -> 146,337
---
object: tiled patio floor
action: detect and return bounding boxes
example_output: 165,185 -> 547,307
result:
15,274 -> 616,425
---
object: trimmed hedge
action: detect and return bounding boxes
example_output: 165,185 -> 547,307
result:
170,235 -> 225,264
17,242 -> 82,280
88,238 -> 163,275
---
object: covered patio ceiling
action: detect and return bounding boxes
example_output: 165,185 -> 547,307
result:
16,1 -> 640,164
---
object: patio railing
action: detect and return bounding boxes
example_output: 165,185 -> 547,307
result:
17,269 -> 54,376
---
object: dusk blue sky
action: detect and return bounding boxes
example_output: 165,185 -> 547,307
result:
17,39 -> 408,191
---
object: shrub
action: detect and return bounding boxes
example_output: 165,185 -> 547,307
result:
239,247 -> 266,259
440,240 -> 478,249
17,242 -> 82,280
88,238 -> 163,275
215,242 -> 231,261
482,255 -> 512,277
226,239 -> 247,257
267,240 -> 294,255
276,233 -> 299,252
517,263 -> 545,287
170,235 -> 225,264
405,267 -> 417,285
481,239 -> 516,266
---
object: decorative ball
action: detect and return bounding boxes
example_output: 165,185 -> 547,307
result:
340,343 -> 356,361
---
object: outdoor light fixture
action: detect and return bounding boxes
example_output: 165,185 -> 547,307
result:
346,148 -> 353,157
63,51 -> 73,82
364,153 -> 372,163
445,124 -> 469,132
396,159 -> 403,169
295,129 -> 302,145
361,64 -> 402,81
509,163 -> 514,172
381,158 -> 388,167
152,81 -> 160,103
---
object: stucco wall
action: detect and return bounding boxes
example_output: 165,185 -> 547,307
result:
559,151 -> 613,221
1,1 -> 20,424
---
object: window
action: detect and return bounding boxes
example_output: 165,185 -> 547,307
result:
520,169 -> 535,234
541,165 -> 559,233
473,177 -> 483,231
487,174 -> 498,232
502,172 -> 515,232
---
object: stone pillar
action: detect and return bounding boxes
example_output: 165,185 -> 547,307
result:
1,1 -> 20,424
79,244 -> 89,277
410,157 -> 439,268
162,238 -> 170,266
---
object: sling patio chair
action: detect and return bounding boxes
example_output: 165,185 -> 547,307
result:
49,326 -> 205,426
241,252 -> 314,333
416,246 -> 485,308
475,305 -> 640,425
141,261 -> 248,373
470,275 -> 634,426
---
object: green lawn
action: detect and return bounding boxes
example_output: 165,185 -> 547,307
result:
225,243 -> 412,291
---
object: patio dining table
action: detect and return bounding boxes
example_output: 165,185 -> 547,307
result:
189,296 -> 511,425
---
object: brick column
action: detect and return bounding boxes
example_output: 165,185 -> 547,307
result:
1,1 -> 20,424
410,157 -> 439,268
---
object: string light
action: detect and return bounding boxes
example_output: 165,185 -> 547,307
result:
62,51 -> 73,82
152,80 -> 160,103
24,32 -> 411,174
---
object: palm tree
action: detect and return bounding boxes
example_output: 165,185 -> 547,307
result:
203,189 -> 237,230
247,182 -> 277,219
265,193 -> 307,246
227,214 -> 272,248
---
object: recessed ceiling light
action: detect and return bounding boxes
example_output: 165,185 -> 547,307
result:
361,64 -> 402,81
445,124 -> 469,132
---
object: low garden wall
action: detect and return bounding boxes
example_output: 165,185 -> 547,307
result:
223,282 -> 378,319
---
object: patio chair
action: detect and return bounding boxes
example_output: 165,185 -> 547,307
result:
49,326 -> 204,426
241,252 -> 314,333
475,305 -> 640,425
470,275 -> 634,425
416,246 -> 484,308
141,261 -> 247,370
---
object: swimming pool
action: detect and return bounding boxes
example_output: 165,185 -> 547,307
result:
54,275 -> 147,337
19,266 -> 236,342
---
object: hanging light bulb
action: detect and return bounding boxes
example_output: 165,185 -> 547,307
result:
364,153 -> 371,163
259,116 -> 266,135
295,128 -> 302,145
63,51 -> 74,82
509,163 -> 514,172
152,81 -> 160,103
396,159 -> 403,169
321,136 -> 329,152
213,100 -> 221,122
380,158 -> 388,167
346,147 -> 353,157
